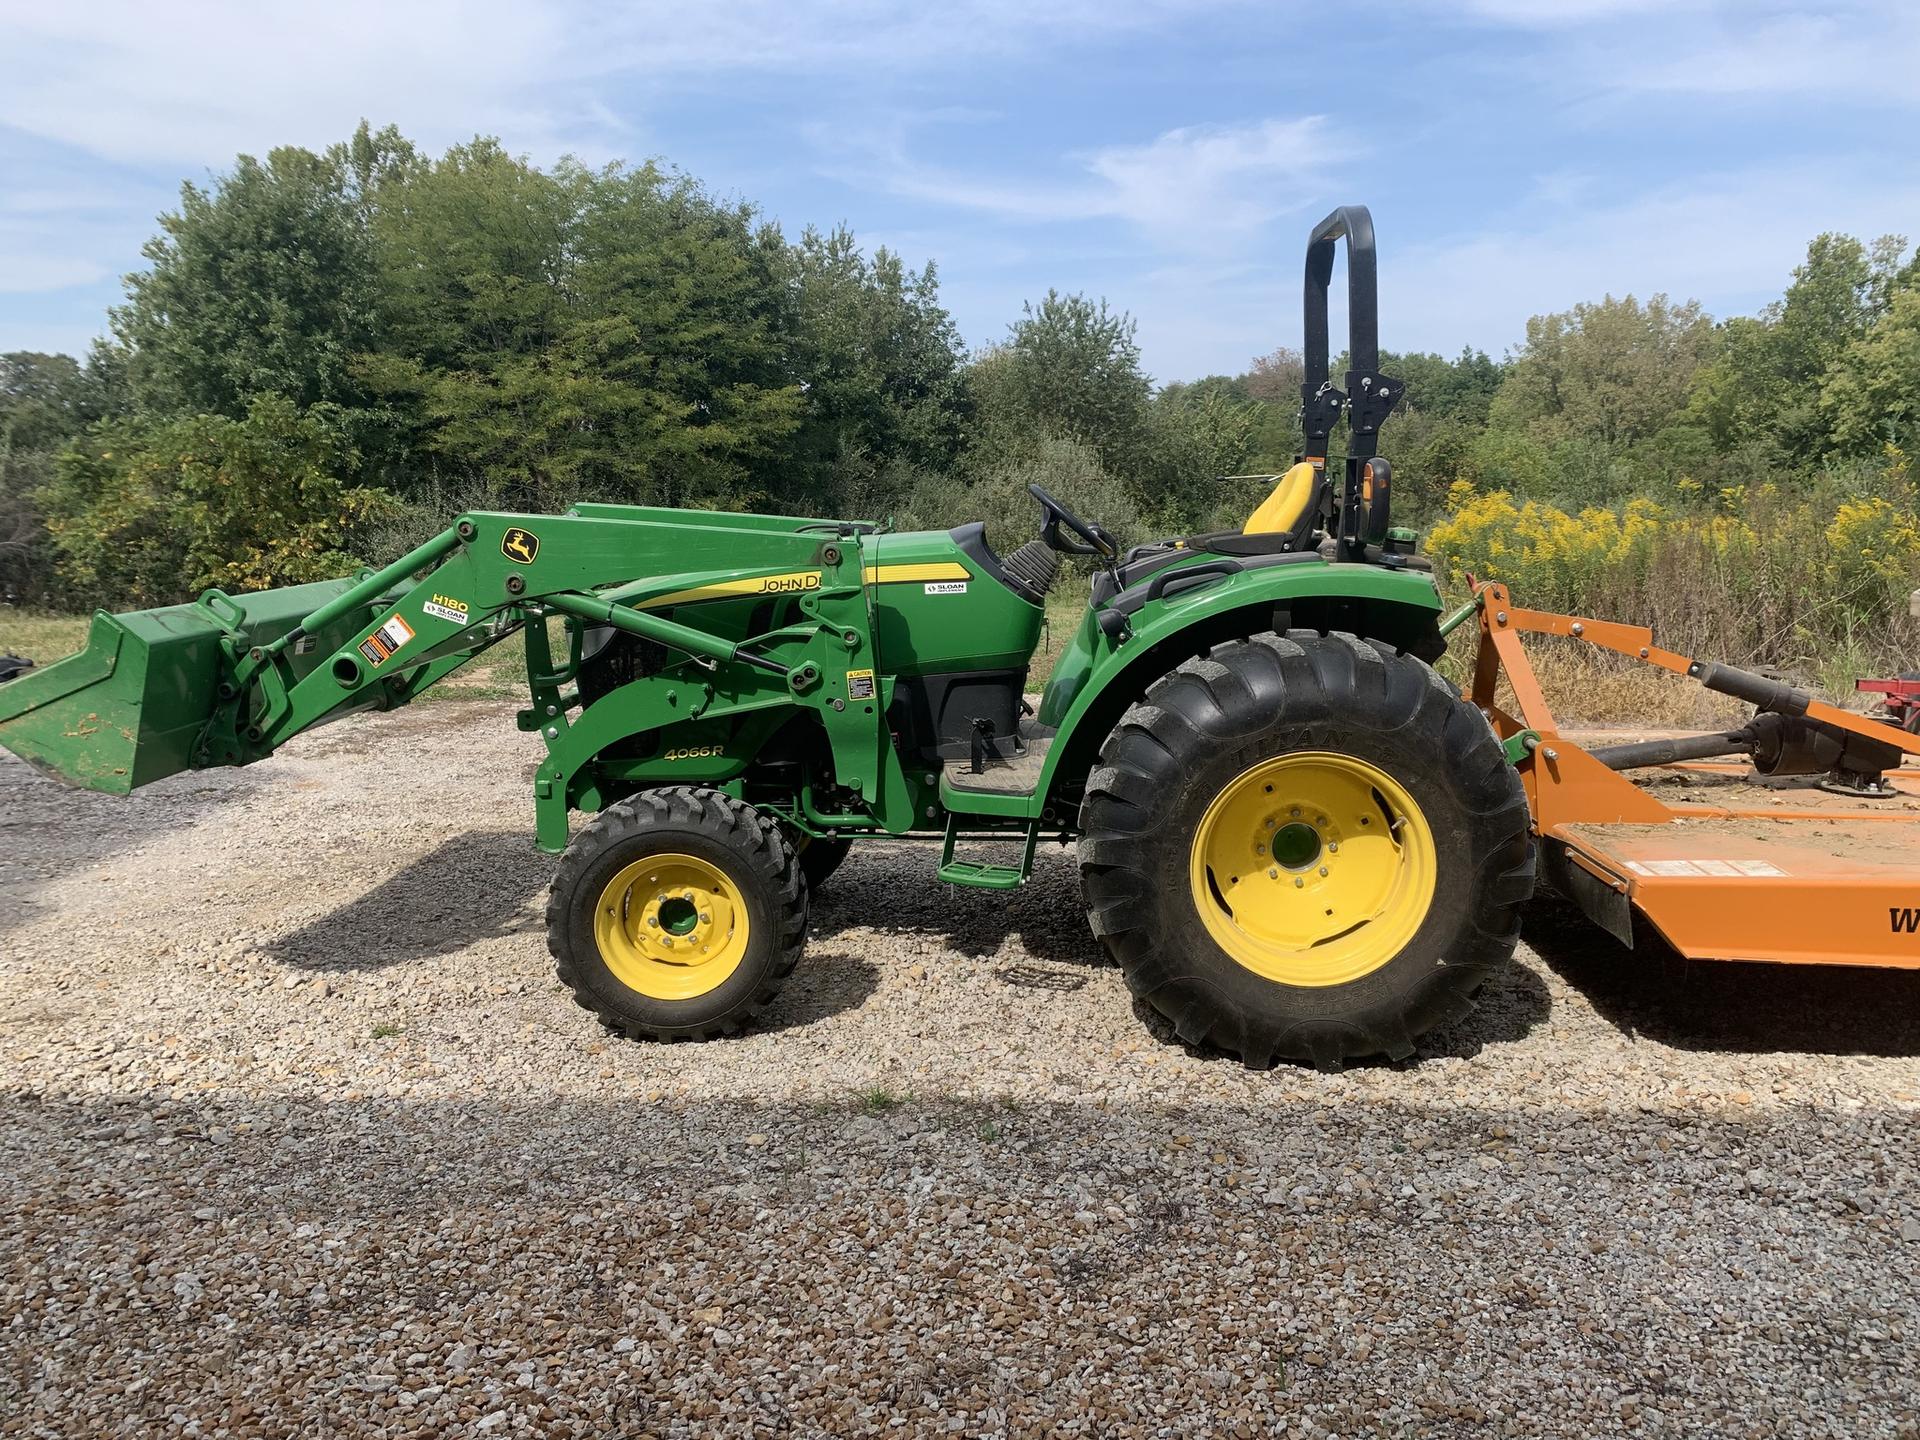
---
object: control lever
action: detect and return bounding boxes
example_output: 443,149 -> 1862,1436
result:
970,717 -> 996,774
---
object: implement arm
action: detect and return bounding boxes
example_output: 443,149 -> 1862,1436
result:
1,508 -> 907,850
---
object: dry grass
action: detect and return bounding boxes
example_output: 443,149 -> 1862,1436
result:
0,610 -> 92,666
1511,641 -> 1749,729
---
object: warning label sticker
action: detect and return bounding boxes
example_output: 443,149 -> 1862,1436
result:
846,669 -> 876,701
1625,857 -> 1788,878
357,614 -> 416,667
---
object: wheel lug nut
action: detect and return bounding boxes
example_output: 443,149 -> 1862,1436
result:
1255,844 -> 1265,855
661,937 -> 674,949
1268,868 -> 1279,879
1293,876 -> 1304,888
699,913 -> 711,924
1318,865 -> 1329,876
1327,842 -> 1338,853
646,916 -> 660,928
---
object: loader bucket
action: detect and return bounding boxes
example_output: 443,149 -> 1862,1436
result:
0,578 -> 366,794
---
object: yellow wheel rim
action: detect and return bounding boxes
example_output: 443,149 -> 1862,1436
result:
593,852 -> 750,1001
1187,751 -> 1437,987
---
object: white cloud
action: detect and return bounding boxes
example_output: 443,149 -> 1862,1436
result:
1444,0 -> 1699,25
828,116 -> 1342,252
1425,0 -> 1920,106
0,0 -> 1242,168
0,1 -> 610,167
1618,9 -> 1920,103
1087,120 -> 1338,234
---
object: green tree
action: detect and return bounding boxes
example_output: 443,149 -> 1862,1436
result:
113,139 -> 394,419
0,351 -> 118,601
1822,286 -> 1920,453
786,225 -> 969,501
997,290 -> 1152,471
1492,294 -> 1714,449
1691,232 -> 1908,459
1143,387 -> 1260,531
41,395 -> 391,605
361,145 -> 804,511
1386,347 -> 1505,425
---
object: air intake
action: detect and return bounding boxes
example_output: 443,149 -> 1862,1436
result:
998,539 -> 1063,604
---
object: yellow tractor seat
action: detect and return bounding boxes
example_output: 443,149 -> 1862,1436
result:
1244,461 -> 1321,538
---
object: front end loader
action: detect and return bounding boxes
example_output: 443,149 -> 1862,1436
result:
9,205 -> 1916,1068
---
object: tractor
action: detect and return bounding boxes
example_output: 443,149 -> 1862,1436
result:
10,206 -> 1919,1069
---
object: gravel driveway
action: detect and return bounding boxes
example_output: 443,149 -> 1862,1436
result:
3,701 -> 1918,1438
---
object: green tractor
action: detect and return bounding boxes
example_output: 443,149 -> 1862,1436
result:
0,206 -> 1533,1067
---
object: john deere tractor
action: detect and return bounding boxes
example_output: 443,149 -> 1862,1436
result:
0,206 -> 1534,1067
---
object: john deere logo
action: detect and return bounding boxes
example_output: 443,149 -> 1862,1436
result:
501,528 -> 540,564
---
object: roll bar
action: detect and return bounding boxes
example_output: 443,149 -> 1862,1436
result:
1302,204 -> 1378,393
1298,203 -> 1400,559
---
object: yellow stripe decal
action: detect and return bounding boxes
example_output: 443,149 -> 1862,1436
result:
638,571 -> 823,609
863,562 -> 972,585
637,560 -> 971,609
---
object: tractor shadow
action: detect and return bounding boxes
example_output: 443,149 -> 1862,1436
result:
1523,895 -> 1920,1059
267,829 -> 884,1030
267,829 -> 554,973
754,954 -> 882,1034
809,843 -> 1111,972
1124,956 -> 1554,1071
814,842 -> 1554,1067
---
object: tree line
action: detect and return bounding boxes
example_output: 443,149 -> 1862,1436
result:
4,122 -> 1920,636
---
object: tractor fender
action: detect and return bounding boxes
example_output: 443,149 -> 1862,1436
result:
1031,562 -> 1445,816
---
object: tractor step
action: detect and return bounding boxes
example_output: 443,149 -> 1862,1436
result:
934,858 -> 1029,889
937,815 -> 1041,888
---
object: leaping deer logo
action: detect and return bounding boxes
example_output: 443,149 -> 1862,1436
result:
501,528 -> 540,564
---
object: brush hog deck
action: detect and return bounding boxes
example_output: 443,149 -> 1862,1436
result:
1463,580 -> 1920,971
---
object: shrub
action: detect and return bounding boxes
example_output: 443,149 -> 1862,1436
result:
1427,479 -> 1920,676
41,394 -> 394,607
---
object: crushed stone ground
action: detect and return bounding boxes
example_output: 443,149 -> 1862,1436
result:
3,701 -> 1918,1438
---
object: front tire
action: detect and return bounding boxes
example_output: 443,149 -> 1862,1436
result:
547,787 -> 806,1040
1078,631 -> 1534,1068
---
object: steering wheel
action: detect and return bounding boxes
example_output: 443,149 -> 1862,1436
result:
1028,483 -> 1118,559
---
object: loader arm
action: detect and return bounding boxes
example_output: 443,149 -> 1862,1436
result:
0,509 -> 918,849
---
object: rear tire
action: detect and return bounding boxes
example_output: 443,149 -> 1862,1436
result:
547,787 -> 806,1040
1078,631 -> 1534,1069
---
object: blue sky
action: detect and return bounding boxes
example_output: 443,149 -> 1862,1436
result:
3,0 -> 1918,382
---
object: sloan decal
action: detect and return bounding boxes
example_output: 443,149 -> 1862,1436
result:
924,580 -> 968,596
423,593 -> 470,625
